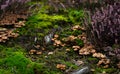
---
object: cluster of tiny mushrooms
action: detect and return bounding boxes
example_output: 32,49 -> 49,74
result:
0,12 -> 27,42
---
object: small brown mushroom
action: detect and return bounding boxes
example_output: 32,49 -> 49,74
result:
66,48 -> 71,51
54,34 -> 59,38
97,59 -> 110,66
117,62 -> 120,68
92,53 -> 106,59
29,49 -> 37,54
72,46 -> 80,51
56,64 -> 66,70
67,35 -> 77,41
2,36 -> 8,40
36,51 -> 42,55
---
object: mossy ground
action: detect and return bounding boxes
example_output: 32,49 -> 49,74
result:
0,2 -> 119,74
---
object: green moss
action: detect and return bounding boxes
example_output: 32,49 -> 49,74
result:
54,25 -> 59,28
94,67 -> 116,74
75,39 -> 84,46
68,10 -> 85,24
87,57 -> 98,61
72,30 -> 82,36
61,61 -> 78,69
0,45 -> 46,74
0,69 -> 13,74
26,13 -> 68,29
0,49 -> 31,74
17,12 -> 68,38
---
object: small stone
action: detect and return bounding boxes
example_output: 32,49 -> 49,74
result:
71,66 -> 90,74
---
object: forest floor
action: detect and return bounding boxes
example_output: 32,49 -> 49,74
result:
0,5 -> 119,74
0,24 -> 119,74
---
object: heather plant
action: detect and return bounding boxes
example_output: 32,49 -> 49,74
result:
84,2 -> 120,48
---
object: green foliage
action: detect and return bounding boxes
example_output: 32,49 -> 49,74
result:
87,57 -> 98,61
62,61 -> 78,69
68,10 -> 85,24
75,39 -> 84,46
26,13 -> 68,28
0,45 -> 45,74
94,67 -> 116,74
0,69 -> 12,74
72,30 -> 82,36
0,53 -> 32,74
